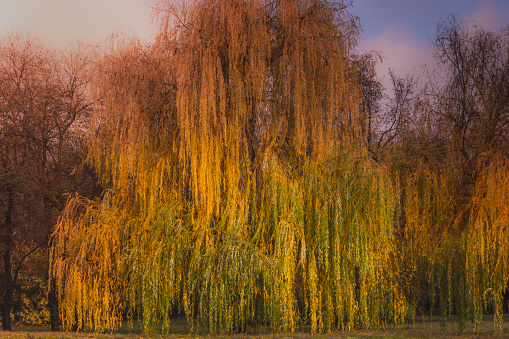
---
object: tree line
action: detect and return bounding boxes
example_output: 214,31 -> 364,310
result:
1,0 -> 508,333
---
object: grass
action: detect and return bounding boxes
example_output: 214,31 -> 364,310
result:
2,315 -> 509,339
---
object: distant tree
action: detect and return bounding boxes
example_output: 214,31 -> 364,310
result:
351,52 -> 383,154
351,52 -> 422,165
393,18 -> 509,330
379,71 -> 417,148
431,16 -> 509,195
0,34 -> 91,331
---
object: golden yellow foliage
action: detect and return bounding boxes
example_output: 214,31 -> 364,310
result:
54,0 -> 509,335
397,154 -> 509,331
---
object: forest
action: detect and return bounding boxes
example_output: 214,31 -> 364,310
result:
1,0 -> 508,334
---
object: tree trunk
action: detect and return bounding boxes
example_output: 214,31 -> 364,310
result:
1,190 -> 14,331
43,192 -> 60,332
48,278 -> 59,331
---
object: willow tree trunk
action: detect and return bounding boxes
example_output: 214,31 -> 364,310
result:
48,278 -> 59,331
44,194 -> 59,332
1,190 -> 14,331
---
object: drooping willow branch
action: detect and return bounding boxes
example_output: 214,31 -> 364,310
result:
50,0 -> 509,334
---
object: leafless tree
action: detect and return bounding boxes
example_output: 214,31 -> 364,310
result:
430,16 -> 509,194
0,34 -> 91,331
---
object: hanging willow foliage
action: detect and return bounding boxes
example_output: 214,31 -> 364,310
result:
396,163 -> 459,320
51,0 -> 408,334
397,154 -> 509,332
463,155 -> 509,330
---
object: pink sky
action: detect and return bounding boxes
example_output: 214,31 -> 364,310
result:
0,0 -> 507,89
355,1 -> 508,92
0,0 -> 156,48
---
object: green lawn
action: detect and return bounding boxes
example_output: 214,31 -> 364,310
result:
2,315 -> 509,338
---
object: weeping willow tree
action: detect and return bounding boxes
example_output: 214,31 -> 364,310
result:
463,155 -> 509,330
396,155 -> 509,332
392,18 -> 509,333
51,0 -> 407,333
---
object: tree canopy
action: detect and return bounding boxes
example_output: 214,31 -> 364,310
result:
50,0 -> 409,333
0,0 -> 506,335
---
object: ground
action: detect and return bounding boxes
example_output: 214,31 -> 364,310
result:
1,315 -> 509,338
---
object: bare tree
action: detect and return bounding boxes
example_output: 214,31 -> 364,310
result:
431,17 -> 509,194
351,52 -> 383,153
0,34 -> 90,331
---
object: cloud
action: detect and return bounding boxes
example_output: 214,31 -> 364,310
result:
462,1 -> 503,32
0,0 -> 156,48
358,22 -> 434,93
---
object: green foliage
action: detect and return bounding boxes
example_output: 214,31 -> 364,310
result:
394,156 -> 509,332
50,1 -> 509,335
50,0 -> 409,333
16,292 -> 51,326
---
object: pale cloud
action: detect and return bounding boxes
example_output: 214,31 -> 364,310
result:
358,22 -> 434,93
0,0 -> 156,48
462,1 -> 503,32
353,0 -> 508,95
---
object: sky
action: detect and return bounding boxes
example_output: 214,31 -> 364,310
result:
349,0 -> 509,90
0,0 -> 508,90
0,0 -> 156,48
